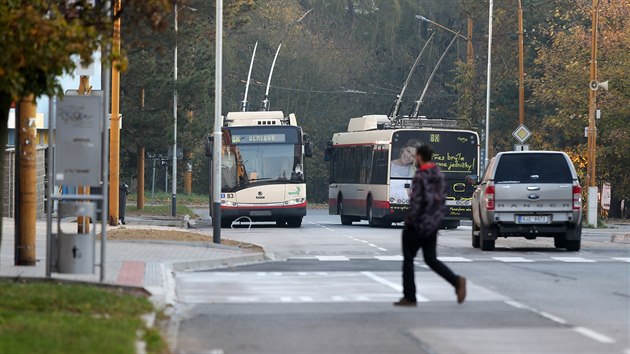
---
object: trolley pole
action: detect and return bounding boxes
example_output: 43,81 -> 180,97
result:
212,0 -> 223,243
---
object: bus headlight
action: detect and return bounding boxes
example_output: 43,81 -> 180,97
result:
285,198 -> 305,206
221,200 -> 238,207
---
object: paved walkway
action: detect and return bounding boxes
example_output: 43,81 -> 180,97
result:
0,216 -> 265,306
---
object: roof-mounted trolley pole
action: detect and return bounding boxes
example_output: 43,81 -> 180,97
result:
261,43 -> 282,111
410,29 -> 462,118
388,32 -> 436,124
241,41 -> 258,112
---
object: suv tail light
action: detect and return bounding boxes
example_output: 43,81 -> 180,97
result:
572,185 -> 582,210
485,184 -> 495,210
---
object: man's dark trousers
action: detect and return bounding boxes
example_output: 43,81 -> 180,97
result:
402,224 -> 459,301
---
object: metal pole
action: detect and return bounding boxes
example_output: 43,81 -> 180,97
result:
101,43 -> 112,283
172,0 -> 178,217
587,0 -> 599,227
151,158 -> 156,198
212,0 -> 223,243
46,96 -> 55,277
484,0 -> 494,172
517,0 -> 525,126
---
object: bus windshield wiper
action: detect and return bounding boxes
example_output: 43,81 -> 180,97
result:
235,177 -> 271,188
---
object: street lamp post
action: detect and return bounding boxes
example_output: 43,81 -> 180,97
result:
587,0 -> 600,227
484,0 -> 494,172
172,1 -> 196,217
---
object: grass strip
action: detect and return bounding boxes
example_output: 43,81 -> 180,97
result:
0,281 -> 168,354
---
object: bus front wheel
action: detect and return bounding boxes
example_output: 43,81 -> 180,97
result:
287,217 -> 302,228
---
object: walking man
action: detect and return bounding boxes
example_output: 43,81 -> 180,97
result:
394,144 -> 467,307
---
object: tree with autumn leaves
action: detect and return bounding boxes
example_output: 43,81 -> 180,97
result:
0,0 -> 171,240
528,0 -> 630,215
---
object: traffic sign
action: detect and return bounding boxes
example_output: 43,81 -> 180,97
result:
512,124 -> 531,144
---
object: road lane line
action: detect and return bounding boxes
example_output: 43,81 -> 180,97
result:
375,255 -> 403,261
316,256 -> 350,261
573,327 -> 615,344
612,257 -> 630,263
538,311 -> 568,325
360,271 -> 428,302
438,256 -> 473,262
280,297 -> 293,302
492,257 -> 534,263
551,257 -> 596,263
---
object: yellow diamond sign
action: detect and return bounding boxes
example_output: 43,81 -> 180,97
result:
512,124 -> 532,143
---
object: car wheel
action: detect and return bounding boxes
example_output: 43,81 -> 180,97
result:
565,240 -> 581,251
480,222 -> 496,251
472,222 -> 480,248
276,220 -> 287,227
339,198 -> 353,225
554,235 -> 566,249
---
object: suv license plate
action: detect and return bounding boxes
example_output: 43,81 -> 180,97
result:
517,215 -> 550,224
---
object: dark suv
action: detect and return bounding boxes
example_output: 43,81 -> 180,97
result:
471,151 -> 582,251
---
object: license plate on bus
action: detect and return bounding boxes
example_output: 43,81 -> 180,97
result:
517,215 -> 550,224
250,210 -> 272,216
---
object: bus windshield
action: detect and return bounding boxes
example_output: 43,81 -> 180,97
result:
221,127 -> 303,191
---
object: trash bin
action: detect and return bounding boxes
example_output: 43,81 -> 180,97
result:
91,183 -> 129,224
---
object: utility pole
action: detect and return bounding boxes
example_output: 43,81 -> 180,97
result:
137,146 -> 145,209
466,15 -> 474,121
109,0 -> 122,226
517,0 -> 525,125
212,0 -> 224,244
484,0 -> 494,171
587,0 -> 600,226
137,88 -> 145,210
15,94 -> 37,266
78,75 -> 91,233
172,0 -> 180,217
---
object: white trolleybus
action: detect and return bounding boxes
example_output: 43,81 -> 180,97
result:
325,115 -> 479,228
207,111 -> 313,228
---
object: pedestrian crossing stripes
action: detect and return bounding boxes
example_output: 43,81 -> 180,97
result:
176,271 -> 504,304
287,256 -> 629,263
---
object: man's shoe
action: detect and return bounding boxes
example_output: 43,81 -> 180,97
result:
393,297 -> 417,307
456,277 -> 467,304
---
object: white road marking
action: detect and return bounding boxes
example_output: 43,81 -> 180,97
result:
612,257 -> 630,263
438,256 -> 473,262
573,327 -> 616,344
377,247 -> 388,251
375,255 -> 403,261
551,257 -> 596,263
331,296 -> 346,301
280,297 -> 293,302
299,296 -> 314,302
360,271 -> 428,302
316,256 -> 350,261
492,257 -> 534,263
538,311 -> 568,325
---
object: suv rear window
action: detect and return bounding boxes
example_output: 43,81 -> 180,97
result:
494,153 -> 573,184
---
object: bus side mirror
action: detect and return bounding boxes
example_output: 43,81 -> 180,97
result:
323,141 -> 333,161
303,134 -> 313,158
204,135 -> 213,157
466,175 -> 479,185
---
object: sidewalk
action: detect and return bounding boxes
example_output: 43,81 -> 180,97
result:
0,216 -> 266,307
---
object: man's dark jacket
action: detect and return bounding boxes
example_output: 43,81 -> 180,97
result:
406,162 -> 447,236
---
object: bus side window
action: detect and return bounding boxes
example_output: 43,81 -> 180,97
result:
371,149 -> 388,184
